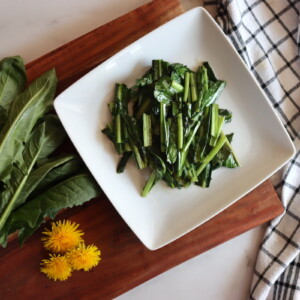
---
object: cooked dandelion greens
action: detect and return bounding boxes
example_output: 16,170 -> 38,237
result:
103,59 -> 240,196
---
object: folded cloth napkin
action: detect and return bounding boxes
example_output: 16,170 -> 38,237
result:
205,0 -> 300,299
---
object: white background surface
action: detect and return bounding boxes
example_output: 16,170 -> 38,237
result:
0,0 -> 268,299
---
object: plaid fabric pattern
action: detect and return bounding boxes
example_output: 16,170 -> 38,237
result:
204,0 -> 300,299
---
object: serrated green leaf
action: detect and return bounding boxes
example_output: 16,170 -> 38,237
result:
33,155 -> 83,195
0,69 -> 57,180
12,154 -> 78,211
2,173 -> 101,245
0,122 -> 46,231
0,56 -> 26,112
37,114 -> 66,159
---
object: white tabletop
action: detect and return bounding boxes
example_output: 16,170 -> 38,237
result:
0,0 -> 266,299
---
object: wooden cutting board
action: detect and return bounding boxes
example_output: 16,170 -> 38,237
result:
0,1 -> 284,299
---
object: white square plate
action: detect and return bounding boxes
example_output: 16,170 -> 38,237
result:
54,7 -> 295,250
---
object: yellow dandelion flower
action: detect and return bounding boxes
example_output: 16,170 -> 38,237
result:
42,220 -> 84,253
66,243 -> 101,271
40,254 -> 72,281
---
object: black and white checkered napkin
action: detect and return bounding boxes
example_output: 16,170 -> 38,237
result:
204,0 -> 300,299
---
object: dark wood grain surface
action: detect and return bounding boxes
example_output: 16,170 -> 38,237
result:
0,1 -> 284,299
